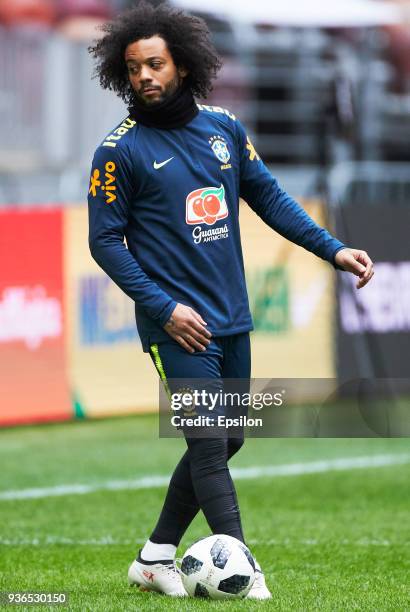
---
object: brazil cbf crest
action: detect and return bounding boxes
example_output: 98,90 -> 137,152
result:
209,135 -> 231,165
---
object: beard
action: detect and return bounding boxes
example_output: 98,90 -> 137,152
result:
134,73 -> 181,107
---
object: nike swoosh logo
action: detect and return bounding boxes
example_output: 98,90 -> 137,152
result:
153,157 -> 174,170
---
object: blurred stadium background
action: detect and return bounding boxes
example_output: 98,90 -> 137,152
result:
1,3 -> 410,609
0,0 -> 409,424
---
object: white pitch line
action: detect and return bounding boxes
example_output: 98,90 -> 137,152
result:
0,453 -> 409,502
0,536 -> 406,547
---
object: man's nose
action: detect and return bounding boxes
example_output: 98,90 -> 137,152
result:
139,65 -> 153,82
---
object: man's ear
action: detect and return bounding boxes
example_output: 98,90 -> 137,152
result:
178,66 -> 188,78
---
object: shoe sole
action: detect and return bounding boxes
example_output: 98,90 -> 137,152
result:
131,584 -> 186,597
129,576 -> 161,594
129,575 -> 186,597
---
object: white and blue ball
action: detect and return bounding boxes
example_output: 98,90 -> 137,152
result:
180,534 -> 255,599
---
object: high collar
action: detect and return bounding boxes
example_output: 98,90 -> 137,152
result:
128,83 -> 199,130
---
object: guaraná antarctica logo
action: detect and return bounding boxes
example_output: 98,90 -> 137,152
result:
186,184 -> 230,244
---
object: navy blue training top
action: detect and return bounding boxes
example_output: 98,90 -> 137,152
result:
88,104 -> 345,351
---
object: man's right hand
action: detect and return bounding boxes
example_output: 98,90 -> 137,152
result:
164,304 -> 212,353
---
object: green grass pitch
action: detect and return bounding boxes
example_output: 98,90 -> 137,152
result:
0,414 -> 409,611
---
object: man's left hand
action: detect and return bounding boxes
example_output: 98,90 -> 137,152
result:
334,248 -> 374,289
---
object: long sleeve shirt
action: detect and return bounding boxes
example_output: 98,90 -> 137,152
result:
88,105 -> 345,351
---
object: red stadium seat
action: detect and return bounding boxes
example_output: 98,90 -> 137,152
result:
0,0 -> 55,27
56,0 -> 112,20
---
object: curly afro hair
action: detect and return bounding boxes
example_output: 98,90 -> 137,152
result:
88,1 -> 222,103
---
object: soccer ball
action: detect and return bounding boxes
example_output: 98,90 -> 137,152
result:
180,534 -> 255,599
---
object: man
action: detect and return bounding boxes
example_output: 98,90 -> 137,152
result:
88,1 -> 374,599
